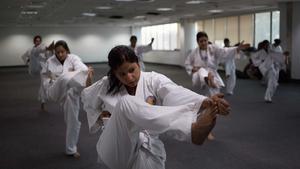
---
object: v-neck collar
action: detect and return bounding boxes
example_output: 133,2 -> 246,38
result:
119,71 -> 144,97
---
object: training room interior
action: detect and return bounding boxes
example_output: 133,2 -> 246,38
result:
0,0 -> 300,169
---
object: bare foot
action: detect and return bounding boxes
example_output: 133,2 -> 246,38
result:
210,93 -> 231,116
40,103 -> 46,112
100,111 -> 111,118
191,105 -> 217,145
146,96 -> 156,105
66,152 -> 80,159
207,133 -> 215,140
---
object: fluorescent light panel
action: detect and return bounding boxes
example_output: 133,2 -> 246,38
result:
82,12 -> 96,17
134,15 -> 146,19
186,0 -> 205,4
96,6 -> 112,10
21,11 -> 38,15
208,9 -> 223,13
156,8 -> 173,11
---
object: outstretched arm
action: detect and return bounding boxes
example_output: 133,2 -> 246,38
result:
85,66 -> 94,87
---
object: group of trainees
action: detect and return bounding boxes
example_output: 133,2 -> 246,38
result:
185,31 -> 288,104
250,39 -> 289,102
21,33 -> 231,168
184,32 -> 249,139
21,31 -> 287,168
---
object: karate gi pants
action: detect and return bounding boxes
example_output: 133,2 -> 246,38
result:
264,68 -> 278,102
225,68 -> 236,95
192,70 -> 220,96
97,95 -> 200,169
46,71 -> 85,154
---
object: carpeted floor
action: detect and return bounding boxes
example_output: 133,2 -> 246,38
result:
0,63 -> 299,169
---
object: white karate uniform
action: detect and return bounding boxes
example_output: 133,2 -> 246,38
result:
185,45 -> 238,96
224,57 -> 236,95
250,49 -> 285,102
81,71 -> 207,169
21,44 -> 47,76
129,45 -> 152,71
270,44 -> 283,53
42,54 -> 88,154
21,44 -> 52,103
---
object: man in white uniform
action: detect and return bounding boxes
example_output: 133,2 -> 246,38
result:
21,35 -> 54,111
128,35 -> 154,71
81,45 -> 230,169
42,40 -> 89,158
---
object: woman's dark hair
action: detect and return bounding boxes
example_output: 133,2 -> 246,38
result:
107,45 -> 138,95
196,31 -> 208,41
33,35 -> 42,42
274,39 -> 281,44
224,38 -> 230,44
130,35 -> 137,41
54,40 -> 71,54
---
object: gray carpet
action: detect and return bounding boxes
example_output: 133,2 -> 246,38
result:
0,63 -> 299,169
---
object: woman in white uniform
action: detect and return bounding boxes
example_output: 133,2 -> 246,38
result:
251,40 -> 287,103
185,32 -> 248,97
42,40 -> 90,158
185,32 -> 248,140
81,45 -> 231,169
128,35 -> 154,71
21,35 -> 54,111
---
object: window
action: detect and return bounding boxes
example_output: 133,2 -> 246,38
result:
196,15 -> 252,46
214,17 -> 226,45
272,11 -> 280,42
141,23 -> 180,50
255,12 -> 271,47
204,19 -> 214,42
196,11 -> 279,48
227,16 -> 239,45
240,14 -> 254,46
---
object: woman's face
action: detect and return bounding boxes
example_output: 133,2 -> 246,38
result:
114,61 -> 141,88
197,36 -> 208,50
34,38 -> 41,47
55,45 -> 68,62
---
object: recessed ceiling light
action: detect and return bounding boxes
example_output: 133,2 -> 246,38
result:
186,0 -> 205,4
208,9 -> 223,13
27,5 -> 45,8
96,6 -> 112,10
21,11 -> 38,15
137,0 -> 155,2
156,8 -> 173,11
183,14 -> 195,17
134,15 -> 146,19
115,0 -> 136,2
82,12 -> 96,17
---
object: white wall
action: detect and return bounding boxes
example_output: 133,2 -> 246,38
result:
279,1 -> 300,79
0,26 -> 130,66
291,2 -> 300,79
143,50 -> 182,65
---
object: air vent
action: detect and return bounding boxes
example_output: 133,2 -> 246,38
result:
109,15 -> 124,19
146,12 -> 160,15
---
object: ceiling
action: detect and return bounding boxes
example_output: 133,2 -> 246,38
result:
0,0 -> 296,27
